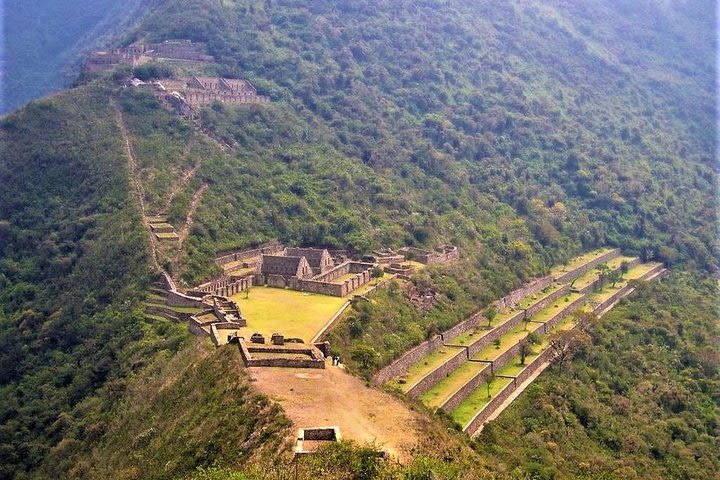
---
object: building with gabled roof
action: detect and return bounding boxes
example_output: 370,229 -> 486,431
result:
285,248 -> 334,275
261,255 -> 314,280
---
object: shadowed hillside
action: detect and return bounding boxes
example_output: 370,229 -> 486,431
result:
2,0 -> 146,113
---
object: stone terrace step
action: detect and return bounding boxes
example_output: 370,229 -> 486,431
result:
445,293 -> 585,412
417,291 -> 587,410
456,262 -> 665,435
401,283 -> 575,399
552,247 -> 621,284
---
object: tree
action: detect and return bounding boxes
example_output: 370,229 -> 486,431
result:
485,373 -> 495,399
608,268 -> 623,287
350,344 -> 379,370
595,263 -> 611,291
548,329 -> 591,367
519,339 -> 532,365
484,305 -> 497,328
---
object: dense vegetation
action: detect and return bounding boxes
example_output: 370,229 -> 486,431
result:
0,0 -> 716,479
0,86 -> 188,478
125,0 -> 717,275
478,274 -> 720,480
2,0 -> 147,113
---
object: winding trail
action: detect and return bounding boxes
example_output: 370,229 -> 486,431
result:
177,183 -> 208,249
112,99 -> 174,288
156,133 -> 200,216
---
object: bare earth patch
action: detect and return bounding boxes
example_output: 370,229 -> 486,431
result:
248,361 -> 423,461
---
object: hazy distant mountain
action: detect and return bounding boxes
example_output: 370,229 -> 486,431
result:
1,0 -> 146,113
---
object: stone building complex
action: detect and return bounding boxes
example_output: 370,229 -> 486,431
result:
190,242 -> 458,299
85,40 -> 214,72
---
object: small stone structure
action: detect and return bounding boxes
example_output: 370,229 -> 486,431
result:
238,341 -> 326,369
398,244 -> 459,265
295,427 -> 342,455
384,262 -> 415,277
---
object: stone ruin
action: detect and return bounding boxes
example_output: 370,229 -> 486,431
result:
133,75 -> 270,116
237,337 -> 326,369
190,242 -> 375,298
398,244 -> 459,265
85,39 -> 214,72
187,295 -> 247,346
295,427 -> 342,455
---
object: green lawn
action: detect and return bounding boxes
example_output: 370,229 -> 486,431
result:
584,262 -> 660,307
388,345 -> 465,392
530,292 -> 584,323
420,360 -> 489,408
471,323 -> 535,362
571,256 -> 637,290
230,286 -> 347,341
450,376 -> 513,426
515,282 -> 564,310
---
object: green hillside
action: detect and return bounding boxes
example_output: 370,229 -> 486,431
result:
0,0 -> 717,478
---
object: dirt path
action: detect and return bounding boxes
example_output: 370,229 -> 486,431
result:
112,99 -> 168,279
249,362 -> 423,461
156,133 -> 201,216
177,183 -> 208,249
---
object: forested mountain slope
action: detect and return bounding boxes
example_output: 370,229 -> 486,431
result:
2,0 -> 147,113
125,0 -> 717,277
0,0 -> 717,478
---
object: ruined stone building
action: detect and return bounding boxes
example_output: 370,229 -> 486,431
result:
182,76 -> 269,107
285,247 -> 335,275
261,255 -> 314,280
85,40 -> 213,72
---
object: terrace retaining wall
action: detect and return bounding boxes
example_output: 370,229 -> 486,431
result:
407,347 -> 469,398
466,311 -> 524,357
166,290 -> 208,308
441,312 -> 486,343
540,294 -> 587,333
524,284 -> 572,318
440,362 -> 493,412
372,336 -> 445,385
464,345 -> 554,436
554,248 -> 621,284
494,276 -> 554,310
578,258 -> 642,294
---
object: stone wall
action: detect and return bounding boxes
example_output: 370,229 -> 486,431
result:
166,290 -> 207,308
466,311 -> 524,357
554,248 -> 621,284
494,276 -> 554,310
238,342 -> 326,369
144,305 -> 180,322
464,346 -> 554,436
215,241 -> 284,266
440,362 -> 493,412
184,91 -> 270,106
290,264 -> 372,297
540,294 -> 587,333
441,312 -> 485,343
193,275 -> 253,297
407,348 -> 468,398
188,316 -> 212,337
372,335 -> 445,385
524,284 -> 572,318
